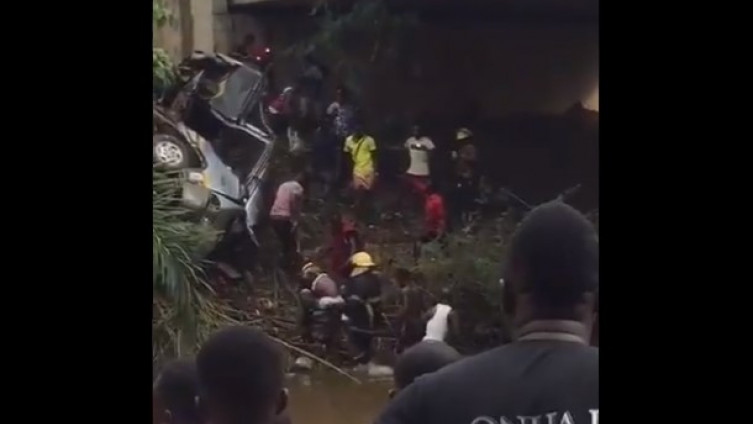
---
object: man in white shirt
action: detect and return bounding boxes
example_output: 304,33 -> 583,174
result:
404,124 -> 435,196
389,290 -> 461,397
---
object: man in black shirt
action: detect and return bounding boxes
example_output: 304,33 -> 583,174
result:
375,201 -> 599,424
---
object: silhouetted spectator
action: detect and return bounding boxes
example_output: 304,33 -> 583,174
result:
375,201 -> 599,424
197,326 -> 290,424
153,359 -> 201,424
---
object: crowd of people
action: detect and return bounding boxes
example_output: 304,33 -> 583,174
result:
153,201 -> 599,424
155,36 -> 598,424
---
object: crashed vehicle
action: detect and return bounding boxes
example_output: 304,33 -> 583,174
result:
153,52 -> 276,252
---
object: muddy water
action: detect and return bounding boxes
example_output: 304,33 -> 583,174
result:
286,372 -> 391,424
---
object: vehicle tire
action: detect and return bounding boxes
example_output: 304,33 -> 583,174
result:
153,133 -> 196,169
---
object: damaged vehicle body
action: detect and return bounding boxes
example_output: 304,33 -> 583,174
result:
153,52 -> 276,262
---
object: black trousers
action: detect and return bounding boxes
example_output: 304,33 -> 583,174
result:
345,300 -> 379,364
348,328 -> 373,364
449,175 -> 479,230
271,219 -> 297,268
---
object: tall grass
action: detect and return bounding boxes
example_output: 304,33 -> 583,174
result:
152,170 -> 227,363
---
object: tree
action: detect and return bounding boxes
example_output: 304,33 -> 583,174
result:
153,0 -> 176,97
286,0 -> 419,98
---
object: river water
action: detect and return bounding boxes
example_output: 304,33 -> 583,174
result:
286,372 -> 391,424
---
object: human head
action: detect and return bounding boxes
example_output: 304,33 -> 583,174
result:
502,201 -> 599,330
391,344 -> 461,397
411,124 -> 421,138
352,120 -> 364,138
196,326 -> 287,424
153,359 -> 200,424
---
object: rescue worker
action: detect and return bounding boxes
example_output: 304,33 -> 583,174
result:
341,252 -> 392,376
450,127 -> 480,230
299,262 -> 344,354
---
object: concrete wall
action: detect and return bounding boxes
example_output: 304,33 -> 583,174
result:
153,0 -> 220,61
153,0 -> 185,61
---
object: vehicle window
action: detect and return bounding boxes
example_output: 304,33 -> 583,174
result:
209,66 -> 262,120
215,125 -> 268,178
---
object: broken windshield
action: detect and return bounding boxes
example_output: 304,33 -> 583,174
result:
209,66 -> 262,121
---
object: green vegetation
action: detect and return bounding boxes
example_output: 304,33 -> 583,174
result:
152,170 -> 236,364
153,0 -> 176,97
287,0 -> 419,96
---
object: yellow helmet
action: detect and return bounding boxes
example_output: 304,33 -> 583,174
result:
456,128 -> 473,141
350,252 -> 376,268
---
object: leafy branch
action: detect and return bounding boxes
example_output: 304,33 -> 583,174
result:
285,0 -> 419,95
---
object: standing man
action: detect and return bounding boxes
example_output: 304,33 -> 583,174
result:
269,172 -> 305,270
328,211 -> 363,280
328,86 -> 357,143
449,127 -> 480,230
404,124 -> 435,198
413,181 -> 447,261
375,201 -> 599,424
343,122 -> 378,224
393,268 -> 428,353
390,289 -> 462,398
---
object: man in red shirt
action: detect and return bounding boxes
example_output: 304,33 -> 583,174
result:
415,181 -> 447,260
328,211 -> 363,280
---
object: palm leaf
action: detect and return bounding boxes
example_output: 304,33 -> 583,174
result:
152,169 -> 218,351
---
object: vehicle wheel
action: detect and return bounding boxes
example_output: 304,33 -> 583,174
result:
153,133 -> 195,169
